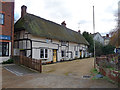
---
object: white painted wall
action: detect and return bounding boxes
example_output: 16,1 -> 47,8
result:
14,32 -> 89,63
94,33 -> 104,45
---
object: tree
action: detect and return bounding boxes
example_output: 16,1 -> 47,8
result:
95,41 -> 103,56
109,29 -> 120,48
83,31 -> 115,56
95,42 -> 115,56
82,31 -> 94,53
102,44 -> 115,55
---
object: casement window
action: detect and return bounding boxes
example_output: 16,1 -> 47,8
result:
75,51 -> 78,56
61,50 -> 65,57
0,42 -> 9,56
40,49 -> 48,59
0,13 -> 4,25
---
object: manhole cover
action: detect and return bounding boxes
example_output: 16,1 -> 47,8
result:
82,75 -> 91,79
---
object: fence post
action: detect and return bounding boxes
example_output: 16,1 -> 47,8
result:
20,55 -> 22,65
39,60 -> 42,73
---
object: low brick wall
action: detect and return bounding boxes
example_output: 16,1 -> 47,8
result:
96,54 -> 120,83
96,65 -> 120,83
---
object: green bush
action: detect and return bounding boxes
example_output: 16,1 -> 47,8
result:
2,59 -> 14,64
91,68 -> 99,74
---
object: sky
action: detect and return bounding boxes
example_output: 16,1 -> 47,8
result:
15,0 -> 119,36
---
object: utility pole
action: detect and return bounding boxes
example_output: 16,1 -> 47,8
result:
93,6 -> 96,68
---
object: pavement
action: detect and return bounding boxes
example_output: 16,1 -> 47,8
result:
2,58 -> 119,88
3,64 -> 37,76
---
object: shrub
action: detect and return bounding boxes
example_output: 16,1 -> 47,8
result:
2,59 -> 14,64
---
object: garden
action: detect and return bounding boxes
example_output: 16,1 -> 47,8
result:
95,53 -> 120,85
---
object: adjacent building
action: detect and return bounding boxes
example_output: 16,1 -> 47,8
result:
0,1 -> 14,63
14,5 -> 89,63
92,32 -> 104,45
103,34 -> 110,46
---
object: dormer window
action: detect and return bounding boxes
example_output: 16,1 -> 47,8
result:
0,13 -> 4,25
46,38 -> 52,43
61,41 -> 67,46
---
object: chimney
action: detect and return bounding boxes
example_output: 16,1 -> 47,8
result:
61,21 -> 66,27
21,5 -> 27,17
78,30 -> 81,34
106,34 -> 109,37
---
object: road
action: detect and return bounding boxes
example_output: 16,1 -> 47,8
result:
2,58 -> 118,88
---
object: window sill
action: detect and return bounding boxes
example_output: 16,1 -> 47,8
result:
0,56 -> 9,57
40,58 -> 48,60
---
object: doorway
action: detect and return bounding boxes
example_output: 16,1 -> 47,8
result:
53,49 -> 57,62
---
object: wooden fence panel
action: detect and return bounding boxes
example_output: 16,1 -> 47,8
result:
12,55 -> 42,73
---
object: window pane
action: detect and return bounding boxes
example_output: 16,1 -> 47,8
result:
2,42 -> 9,56
75,51 -> 78,56
45,49 -> 47,54
40,49 -> 44,58
45,54 -> 47,58
0,14 -> 3,19
0,20 -> 3,24
41,49 -> 44,54
0,13 -> 4,25
61,51 -> 65,57
40,53 -> 44,58
6,43 -> 9,55
45,49 -> 48,58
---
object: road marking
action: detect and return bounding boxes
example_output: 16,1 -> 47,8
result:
4,67 -> 23,76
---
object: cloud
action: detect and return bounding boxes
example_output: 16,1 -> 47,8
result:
14,0 -> 119,35
43,0 -> 72,19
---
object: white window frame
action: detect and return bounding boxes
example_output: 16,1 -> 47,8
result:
40,49 -> 48,59
0,13 -> 4,25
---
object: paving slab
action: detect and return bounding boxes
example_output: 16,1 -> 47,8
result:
3,64 -> 37,76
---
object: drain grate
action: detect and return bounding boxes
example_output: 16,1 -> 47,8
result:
82,75 -> 91,79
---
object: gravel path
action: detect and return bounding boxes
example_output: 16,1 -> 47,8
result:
2,58 -> 118,88
42,58 -> 94,78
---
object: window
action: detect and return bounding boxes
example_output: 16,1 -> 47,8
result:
45,49 -> 48,58
0,13 -> 4,25
61,41 -> 67,46
61,50 -> 65,57
46,39 -> 52,43
40,49 -> 48,59
0,42 -> 9,56
75,51 -> 78,56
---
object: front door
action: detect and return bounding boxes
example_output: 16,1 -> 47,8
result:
53,49 -> 57,62
80,50 -> 82,58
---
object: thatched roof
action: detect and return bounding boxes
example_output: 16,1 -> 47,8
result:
15,13 -> 89,45
110,30 -> 120,48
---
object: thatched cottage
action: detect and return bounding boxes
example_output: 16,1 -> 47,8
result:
14,5 -> 89,63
